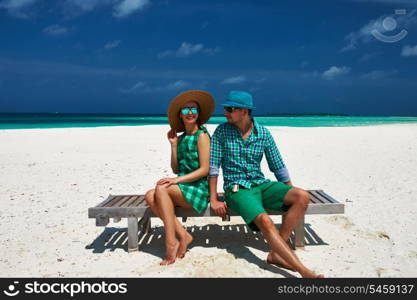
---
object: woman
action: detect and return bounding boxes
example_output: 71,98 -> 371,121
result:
145,90 -> 214,265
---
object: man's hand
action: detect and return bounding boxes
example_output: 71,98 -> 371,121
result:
210,199 -> 227,218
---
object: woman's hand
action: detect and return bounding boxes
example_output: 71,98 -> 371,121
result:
167,129 -> 178,146
156,177 -> 179,187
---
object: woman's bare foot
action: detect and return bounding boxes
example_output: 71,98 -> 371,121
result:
299,268 -> 325,278
266,251 -> 296,271
160,240 -> 180,266
177,232 -> 193,258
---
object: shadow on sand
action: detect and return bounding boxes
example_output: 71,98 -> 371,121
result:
86,221 -> 328,277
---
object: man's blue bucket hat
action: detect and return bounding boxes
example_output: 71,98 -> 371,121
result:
222,90 -> 256,110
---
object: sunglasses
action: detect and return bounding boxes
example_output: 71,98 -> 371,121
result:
181,107 -> 199,115
224,106 -> 239,113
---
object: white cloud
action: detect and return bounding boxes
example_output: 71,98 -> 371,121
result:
119,81 -> 146,94
120,80 -> 190,94
43,25 -> 69,36
359,70 -> 398,80
158,42 -> 220,58
222,76 -> 247,84
104,40 -> 121,50
202,46 -> 221,55
157,50 -> 173,58
176,42 -> 204,57
401,45 -> 417,57
322,66 -> 350,80
0,0 -> 38,18
166,80 -> 190,90
341,10 -> 417,52
203,47 -> 221,55
1,0 -> 149,19
113,0 -> 149,18
0,0 -> 36,9
66,0 -> 148,18
66,0 -> 104,12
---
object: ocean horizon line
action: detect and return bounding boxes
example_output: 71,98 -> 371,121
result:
1,114 -> 417,130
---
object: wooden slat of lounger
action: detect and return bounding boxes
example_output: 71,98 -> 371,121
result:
89,199 -> 344,218
130,195 -> 146,207
307,191 -> 321,204
103,194 -> 144,207
313,190 -> 329,203
103,196 -> 123,207
89,189 -> 345,220
317,190 -> 338,203
95,195 -> 117,207
103,195 -> 123,207
121,195 -> 140,207
311,190 -> 332,204
117,196 -> 134,207
107,196 -> 131,207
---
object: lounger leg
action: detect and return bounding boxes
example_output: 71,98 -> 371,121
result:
294,216 -> 305,248
127,217 -> 139,252
142,217 -> 151,235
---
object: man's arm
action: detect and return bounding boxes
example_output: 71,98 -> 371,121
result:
209,176 -> 227,218
264,130 -> 292,185
208,126 -> 227,217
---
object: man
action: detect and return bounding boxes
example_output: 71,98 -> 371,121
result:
209,90 -> 323,278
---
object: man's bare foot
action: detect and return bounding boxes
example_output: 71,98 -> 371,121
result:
177,232 -> 193,258
160,240 -> 180,266
299,268 -> 325,278
266,252 -> 296,271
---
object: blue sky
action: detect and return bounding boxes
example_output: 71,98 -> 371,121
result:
1,0 -> 417,115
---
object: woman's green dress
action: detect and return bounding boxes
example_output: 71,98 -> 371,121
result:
177,127 -> 210,214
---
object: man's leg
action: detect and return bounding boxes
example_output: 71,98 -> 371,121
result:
280,188 -> 309,242
253,212 -> 322,278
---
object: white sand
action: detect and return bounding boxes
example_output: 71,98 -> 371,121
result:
0,124 -> 416,278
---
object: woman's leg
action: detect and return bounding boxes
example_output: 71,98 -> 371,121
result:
163,185 -> 194,258
154,184 -> 193,265
144,189 -> 159,216
145,188 -> 193,258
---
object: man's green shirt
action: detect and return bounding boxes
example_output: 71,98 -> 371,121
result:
209,119 -> 290,191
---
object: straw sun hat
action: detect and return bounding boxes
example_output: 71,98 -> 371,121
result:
167,90 -> 215,132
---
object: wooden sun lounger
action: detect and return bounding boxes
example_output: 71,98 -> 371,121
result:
88,190 -> 344,252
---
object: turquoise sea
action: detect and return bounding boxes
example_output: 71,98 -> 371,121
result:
1,113 -> 417,129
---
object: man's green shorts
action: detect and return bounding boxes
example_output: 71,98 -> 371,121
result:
225,181 -> 293,232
